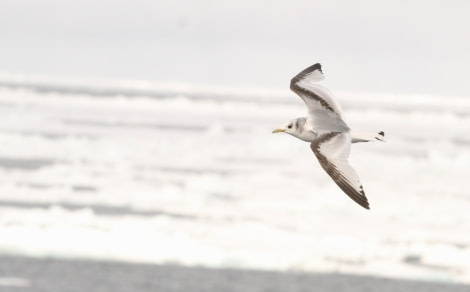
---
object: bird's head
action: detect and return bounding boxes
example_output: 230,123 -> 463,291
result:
272,119 -> 299,136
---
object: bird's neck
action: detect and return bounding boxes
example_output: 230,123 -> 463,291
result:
290,118 -> 317,142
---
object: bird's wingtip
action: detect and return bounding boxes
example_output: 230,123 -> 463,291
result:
290,62 -> 325,88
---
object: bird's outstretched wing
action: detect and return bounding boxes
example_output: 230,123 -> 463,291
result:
290,63 -> 344,119
310,131 -> 370,209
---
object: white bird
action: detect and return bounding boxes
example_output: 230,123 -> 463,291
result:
272,63 -> 384,209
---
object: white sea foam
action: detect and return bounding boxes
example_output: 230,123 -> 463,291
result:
0,79 -> 469,283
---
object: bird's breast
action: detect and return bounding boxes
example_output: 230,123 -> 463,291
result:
296,129 -> 318,142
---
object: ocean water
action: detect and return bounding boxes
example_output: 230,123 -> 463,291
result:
0,75 -> 469,284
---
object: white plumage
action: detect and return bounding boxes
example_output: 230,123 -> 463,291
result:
272,63 -> 384,209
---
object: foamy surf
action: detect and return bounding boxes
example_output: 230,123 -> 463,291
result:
0,76 -> 469,283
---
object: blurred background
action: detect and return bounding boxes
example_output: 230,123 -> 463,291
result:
1,0 -> 470,288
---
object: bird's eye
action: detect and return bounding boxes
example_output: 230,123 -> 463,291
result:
287,124 -> 292,129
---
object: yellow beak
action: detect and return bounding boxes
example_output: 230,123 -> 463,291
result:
272,128 -> 285,133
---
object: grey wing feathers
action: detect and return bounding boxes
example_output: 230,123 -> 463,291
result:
290,63 -> 343,117
310,132 -> 370,210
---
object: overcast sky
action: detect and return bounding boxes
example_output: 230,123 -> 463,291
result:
1,0 -> 470,96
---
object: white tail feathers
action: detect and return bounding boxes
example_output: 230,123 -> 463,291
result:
351,131 -> 385,143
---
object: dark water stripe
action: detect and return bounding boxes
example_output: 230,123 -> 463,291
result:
1,256 -> 469,292
61,119 -> 207,131
0,199 -> 196,219
15,182 -> 97,192
0,157 -> 57,170
136,165 -> 234,176
0,81 -> 291,104
0,129 -> 98,140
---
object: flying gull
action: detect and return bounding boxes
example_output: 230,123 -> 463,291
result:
272,63 -> 384,209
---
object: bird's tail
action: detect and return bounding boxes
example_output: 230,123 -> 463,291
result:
351,131 -> 385,143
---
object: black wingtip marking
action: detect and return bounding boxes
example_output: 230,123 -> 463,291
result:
375,131 -> 385,141
290,63 -> 323,87
310,63 -> 323,73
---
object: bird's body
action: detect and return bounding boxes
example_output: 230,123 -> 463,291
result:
273,63 -> 384,210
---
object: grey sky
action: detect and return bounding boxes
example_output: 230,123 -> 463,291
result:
1,0 -> 469,95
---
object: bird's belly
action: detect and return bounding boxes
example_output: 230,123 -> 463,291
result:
297,130 -> 317,142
